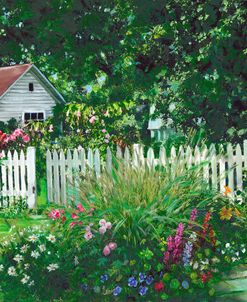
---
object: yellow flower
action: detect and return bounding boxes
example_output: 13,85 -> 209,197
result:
224,186 -> 231,196
235,208 -> 241,217
129,260 -> 136,266
219,206 -> 232,220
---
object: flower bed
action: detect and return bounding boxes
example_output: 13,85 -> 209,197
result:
0,165 -> 246,301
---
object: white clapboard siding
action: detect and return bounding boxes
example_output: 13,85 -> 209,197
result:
46,141 -> 247,205
0,70 -> 56,122
0,147 -> 36,208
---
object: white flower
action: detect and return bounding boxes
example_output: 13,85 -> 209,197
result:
28,280 -> 34,287
236,251 -> 240,257
21,274 -> 30,284
24,263 -> 30,270
193,262 -> 199,270
232,257 -> 238,262
201,259 -> 209,265
242,248 -> 246,253
47,263 -> 59,272
20,244 -> 29,253
0,265 -> 4,271
189,232 -> 197,242
225,243 -> 231,249
31,251 -> 40,259
46,234 -> 56,243
211,257 -> 220,264
38,244 -> 46,252
74,256 -> 79,266
28,235 -> 38,243
13,254 -> 23,263
8,266 -> 17,276
221,250 -> 225,255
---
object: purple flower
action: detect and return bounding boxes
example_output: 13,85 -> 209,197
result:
183,241 -> 193,266
139,273 -> 146,283
190,208 -> 198,222
182,280 -> 189,289
139,286 -> 148,296
146,275 -> 154,285
100,274 -> 109,283
113,286 -> 122,296
128,277 -> 138,287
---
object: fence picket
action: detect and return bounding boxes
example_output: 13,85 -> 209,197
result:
219,145 -> 226,193
7,151 -> 14,199
1,151 -> 7,203
26,147 -> 36,208
46,150 -> 53,203
60,151 -> 66,205
94,148 -> 101,177
236,144 -> 243,191
124,147 -> 130,166
227,143 -> 234,191
13,150 -> 20,196
210,144 -> 217,190
186,146 -> 193,168
201,145 -> 209,183
244,140 -> 247,170
116,146 -> 122,159
87,148 -> 94,170
79,148 -> 86,175
53,151 -> 60,205
20,150 -> 26,198
106,147 -> 112,173
147,147 -> 155,168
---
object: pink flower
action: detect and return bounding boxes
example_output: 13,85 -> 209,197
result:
9,134 -> 16,141
13,128 -> 24,136
89,116 -> 96,124
69,221 -> 77,229
77,204 -> 85,212
104,139 -> 109,143
48,209 -> 61,220
0,152 -> 4,159
99,219 -> 107,226
103,245 -> 111,256
22,134 -> 30,143
105,222 -> 112,229
164,251 -> 170,263
99,226 -> 107,234
102,129 -> 107,133
85,225 -> 91,232
108,242 -> 117,250
84,231 -> 93,241
76,110 -> 81,118
104,110 -> 109,117
71,213 -> 79,219
105,133 -> 110,139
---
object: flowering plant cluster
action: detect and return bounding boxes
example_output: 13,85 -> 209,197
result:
0,129 -> 30,150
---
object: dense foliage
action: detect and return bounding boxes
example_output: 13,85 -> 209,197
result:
0,0 -> 246,144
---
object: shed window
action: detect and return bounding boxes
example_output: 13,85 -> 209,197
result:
24,112 -> 44,123
29,83 -> 34,91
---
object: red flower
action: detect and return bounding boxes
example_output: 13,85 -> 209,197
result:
154,281 -> 164,292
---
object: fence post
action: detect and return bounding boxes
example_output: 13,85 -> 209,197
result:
27,147 -> 36,208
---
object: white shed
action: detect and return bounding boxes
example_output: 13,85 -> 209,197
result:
0,64 -> 65,123
148,104 -> 175,141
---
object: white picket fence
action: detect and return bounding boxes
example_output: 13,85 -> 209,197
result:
46,141 -> 247,205
0,147 -> 36,208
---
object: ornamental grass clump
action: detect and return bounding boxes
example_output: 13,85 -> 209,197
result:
76,156 -> 215,245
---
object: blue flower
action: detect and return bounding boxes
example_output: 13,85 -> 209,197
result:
100,274 -> 109,283
146,275 -> 154,285
113,286 -> 122,296
139,286 -> 148,296
182,280 -> 189,289
128,276 -> 138,287
80,283 -> 88,291
159,271 -> 164,278
139,273 -> 146,283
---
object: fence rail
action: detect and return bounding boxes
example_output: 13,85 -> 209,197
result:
46,141 -> 247,205
0,147 -> 36,208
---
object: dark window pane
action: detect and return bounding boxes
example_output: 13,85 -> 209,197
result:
24,113 -> 30,120
31,113 -> 37,120
38,112 -> 44,120
29,83 -> 34,91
